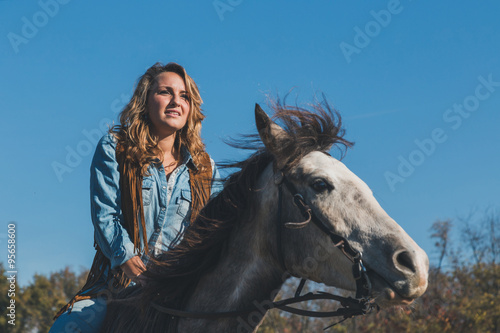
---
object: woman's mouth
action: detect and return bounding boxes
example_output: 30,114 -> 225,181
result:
165,110 -> 181,117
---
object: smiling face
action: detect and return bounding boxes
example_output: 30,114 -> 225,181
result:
147,71 -> 190,137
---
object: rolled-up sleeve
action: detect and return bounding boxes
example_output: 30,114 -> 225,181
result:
90,134 -> 136,269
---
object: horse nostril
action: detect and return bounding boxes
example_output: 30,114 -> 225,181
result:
395,251 -> 417,274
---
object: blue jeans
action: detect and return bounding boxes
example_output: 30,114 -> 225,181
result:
49,296 -> 107,333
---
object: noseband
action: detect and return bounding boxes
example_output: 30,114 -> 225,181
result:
275,171 -> 372,300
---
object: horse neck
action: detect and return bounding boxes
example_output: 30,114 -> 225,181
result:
180,167 -> 286,332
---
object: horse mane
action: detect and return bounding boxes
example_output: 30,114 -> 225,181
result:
262,98 -> 352,171
102,99 -> 352,332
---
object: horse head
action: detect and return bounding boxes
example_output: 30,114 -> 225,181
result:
255,103 -> 429,307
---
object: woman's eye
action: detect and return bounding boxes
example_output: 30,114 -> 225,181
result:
181,94 -> 190,101
159,90 -> 171,95
311,179 -> 332,193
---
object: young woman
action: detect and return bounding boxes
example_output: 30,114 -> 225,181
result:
50,63 -> 222,332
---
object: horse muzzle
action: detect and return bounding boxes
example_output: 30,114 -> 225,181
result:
366,247 -> 429,307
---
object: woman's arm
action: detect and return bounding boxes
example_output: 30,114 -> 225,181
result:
90,134 -> 138,271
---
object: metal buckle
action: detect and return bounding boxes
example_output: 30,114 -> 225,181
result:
293,194 -> 305,207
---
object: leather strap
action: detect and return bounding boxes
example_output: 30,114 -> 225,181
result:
280,175 -> 372,299
151,292 -> 372,320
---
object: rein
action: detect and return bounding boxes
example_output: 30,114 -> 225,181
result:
151,292 -> 371,320
150,169 -> 375,328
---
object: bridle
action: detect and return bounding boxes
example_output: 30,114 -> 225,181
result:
276,171 -> 372,300
151,168 -> 376,329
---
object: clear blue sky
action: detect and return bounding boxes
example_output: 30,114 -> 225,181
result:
1,1 -> 499,286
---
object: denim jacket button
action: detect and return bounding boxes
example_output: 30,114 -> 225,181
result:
161,207 -> 165,211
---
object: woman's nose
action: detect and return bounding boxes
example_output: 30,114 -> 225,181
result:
170,94 -> 181,106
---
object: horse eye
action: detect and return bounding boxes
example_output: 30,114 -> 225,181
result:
311,179 -> 331,192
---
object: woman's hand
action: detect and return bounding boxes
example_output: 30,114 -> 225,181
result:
120,256 -> 146,284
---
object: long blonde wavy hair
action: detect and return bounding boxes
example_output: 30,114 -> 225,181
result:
111,62 -> 206,175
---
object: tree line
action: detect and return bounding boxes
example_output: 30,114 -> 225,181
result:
0,265 -> 88,332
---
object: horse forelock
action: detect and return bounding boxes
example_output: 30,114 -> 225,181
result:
269,99 -> 353,171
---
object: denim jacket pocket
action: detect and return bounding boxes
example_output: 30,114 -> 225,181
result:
176,189 -> 191,218
142,177 -> 154,206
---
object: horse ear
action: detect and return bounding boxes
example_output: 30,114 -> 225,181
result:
255,104 -> 289,161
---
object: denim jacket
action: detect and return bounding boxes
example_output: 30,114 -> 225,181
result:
90,133 -> 222,269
